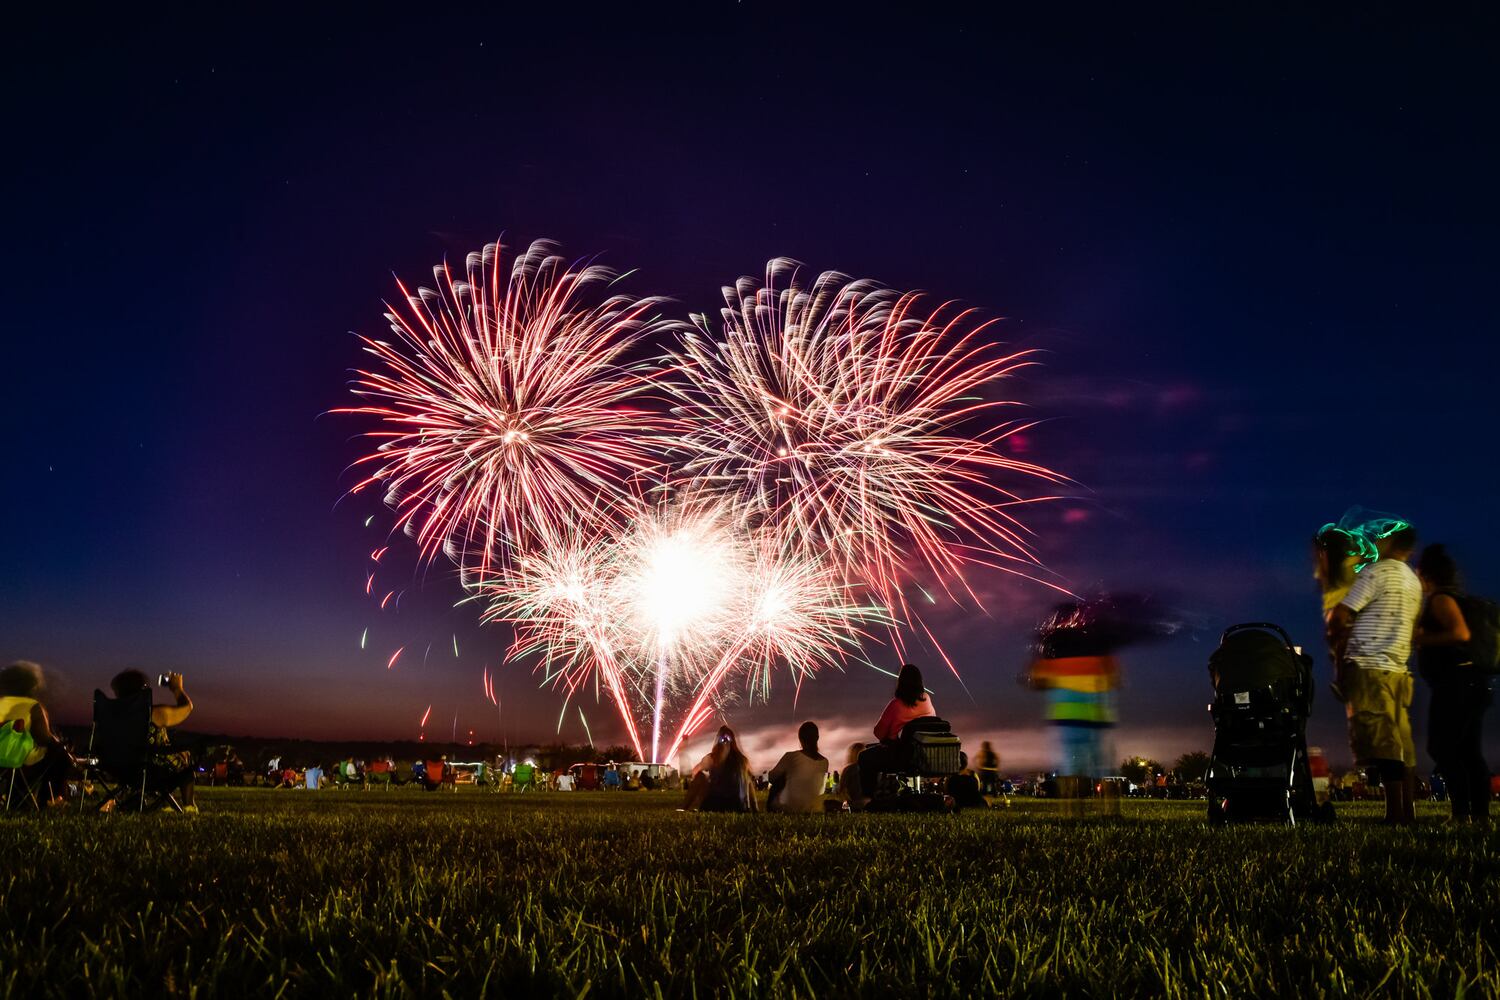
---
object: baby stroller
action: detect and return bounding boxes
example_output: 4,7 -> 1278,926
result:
1205,623 -> 1332,825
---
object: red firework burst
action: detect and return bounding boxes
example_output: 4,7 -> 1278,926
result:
666,259 -> 1069,621
339,239 -> 678,574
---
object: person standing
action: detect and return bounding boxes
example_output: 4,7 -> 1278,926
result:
1415,544 -> 1490,825
975,741 -> 1001,797
1328,525 -> 1423,824
1025,607 -> 1119,807
1314,525 -> 1375,683
1314,524 -> 1373,618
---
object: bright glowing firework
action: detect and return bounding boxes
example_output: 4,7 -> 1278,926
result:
613,500 -> 748,763
342,242 -> 1072,757
663,533 -> 891,761
477,497 -> 884,762
666,259 -> 1068,621
340,239 -> 679,575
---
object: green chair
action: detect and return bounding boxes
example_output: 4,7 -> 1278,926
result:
1,720 -> 40,810
512,762 -> 535,792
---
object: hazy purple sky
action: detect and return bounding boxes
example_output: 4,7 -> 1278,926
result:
3,8 -> 1497,771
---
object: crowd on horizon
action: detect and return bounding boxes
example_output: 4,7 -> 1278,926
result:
3,510 -> 1493,823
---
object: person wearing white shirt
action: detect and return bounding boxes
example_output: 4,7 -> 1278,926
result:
767,721 -> 830,813
1329,524 -> 1422,825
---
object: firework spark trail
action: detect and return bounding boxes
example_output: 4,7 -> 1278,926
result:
611,499 -> 749,761
338,239 -> 681,577
481,537 -> 648,759
483,666 -> 504,742
662,535 -> 891,761
480,496 -> 886,762
665,259 -> 1069,628
343,242 -> 1069,758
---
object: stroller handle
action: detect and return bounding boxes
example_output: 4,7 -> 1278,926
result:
1219,622 -> 1298,653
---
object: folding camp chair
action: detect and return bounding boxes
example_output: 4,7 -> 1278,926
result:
332,760 -> 364,790
2,719 -> 42,810
89,690 -> 185,813
366,759 -> 393,790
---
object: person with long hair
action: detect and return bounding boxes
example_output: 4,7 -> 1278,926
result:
683,724 -> 758,812
766,721 -> 828,813
1314,525 -> 1370,618
0,661 -> 74,807
1415,544 -> 1490,824
853,663 -> 937,798
1314,524 -> 1374,697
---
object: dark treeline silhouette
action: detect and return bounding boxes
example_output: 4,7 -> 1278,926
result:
55,727 -> 613,772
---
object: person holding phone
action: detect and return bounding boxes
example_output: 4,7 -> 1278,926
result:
109,669 -> 197,811
683,725 -> 758,812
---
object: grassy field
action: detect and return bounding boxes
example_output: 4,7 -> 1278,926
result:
2,790 -> 1497,998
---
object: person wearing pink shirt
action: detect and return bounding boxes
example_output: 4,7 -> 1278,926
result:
855,663 -> 935,798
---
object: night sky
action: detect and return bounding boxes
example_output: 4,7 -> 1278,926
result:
4,8 -> 1497,771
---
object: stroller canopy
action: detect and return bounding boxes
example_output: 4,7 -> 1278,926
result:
1208,625 -> 1308,696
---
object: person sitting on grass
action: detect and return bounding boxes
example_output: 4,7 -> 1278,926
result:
109,669 -> 197,812
838,742 -> 869,811
854,663 -> 936,798
946,753 -> 987,811
767,721 -> 829,813
684,725 -> 759,812
1,661 -> 75,808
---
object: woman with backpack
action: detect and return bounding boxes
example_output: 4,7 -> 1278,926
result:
1415,545 -> 1491,825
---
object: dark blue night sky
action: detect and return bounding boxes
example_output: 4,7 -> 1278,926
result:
3,7 -> 1496,770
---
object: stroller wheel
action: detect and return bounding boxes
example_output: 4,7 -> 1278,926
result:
1207,798 -> 1229,826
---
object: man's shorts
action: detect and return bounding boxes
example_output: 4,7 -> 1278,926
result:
1344,664 -> 1415,767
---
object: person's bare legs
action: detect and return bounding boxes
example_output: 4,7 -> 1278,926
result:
1402,766 -> 1416,824
1377,761 -> 1407,824
683,772 -> 710,810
